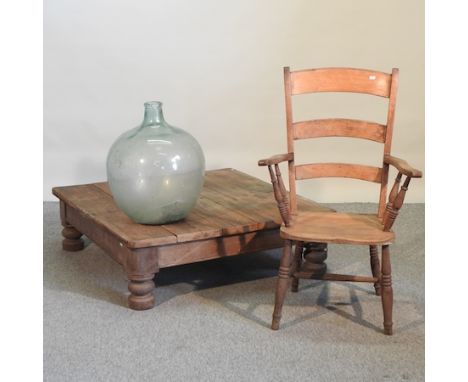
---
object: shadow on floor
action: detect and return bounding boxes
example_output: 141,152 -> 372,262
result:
45,236 -> 423,337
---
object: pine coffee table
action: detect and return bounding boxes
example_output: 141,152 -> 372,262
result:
52,168 -> 330,310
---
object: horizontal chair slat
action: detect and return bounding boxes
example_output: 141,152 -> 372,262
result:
290,68 -> 392,97
293,118 -> 386,143
295,163 -> 383,183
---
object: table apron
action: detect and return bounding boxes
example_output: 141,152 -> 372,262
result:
62,202 -> 284,270
64,203 -> 131,266
154,229 -> 284,268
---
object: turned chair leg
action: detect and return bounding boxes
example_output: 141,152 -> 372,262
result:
61,224 -> 84,251
272,239 -> 293,330
291,241 -> 304,292
128,273 -> 156,310
381,245 -> 393,335
369,245 -> 381,296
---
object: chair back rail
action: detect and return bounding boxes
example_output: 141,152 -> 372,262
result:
293,119 -> 386,143
284,67 -> 399,218
378,68 -> 399,217
295,163 -> 382,183
290,68 -> 392,97
284,67 -> 297,215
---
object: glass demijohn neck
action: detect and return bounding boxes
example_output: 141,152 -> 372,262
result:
142,101 -> 166,127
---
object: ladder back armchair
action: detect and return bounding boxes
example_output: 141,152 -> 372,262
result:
258,67 -> 422,335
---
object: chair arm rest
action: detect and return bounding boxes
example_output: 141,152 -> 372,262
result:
258,153 -> 294,166
384,155 -> 423,178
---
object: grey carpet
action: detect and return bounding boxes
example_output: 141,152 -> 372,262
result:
44,202 -> 424,382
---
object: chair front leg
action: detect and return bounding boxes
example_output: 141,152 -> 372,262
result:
381,245 -> 393,335
272,239 -> 293,330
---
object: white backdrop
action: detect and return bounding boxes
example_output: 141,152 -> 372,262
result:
44,0 -> 424,202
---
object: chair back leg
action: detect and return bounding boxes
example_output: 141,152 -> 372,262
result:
369,245 -> 381,296
291,241 -> 304,292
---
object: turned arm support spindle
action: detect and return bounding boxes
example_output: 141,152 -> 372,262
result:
388,172 -> 402,205
274,163 -> 290,225
258,153 -> 293,226
382,155 -> 422,232
383,175 -> 409,231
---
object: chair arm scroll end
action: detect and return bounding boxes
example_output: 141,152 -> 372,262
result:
384,155 -> 422,178
258,153 -> 294,167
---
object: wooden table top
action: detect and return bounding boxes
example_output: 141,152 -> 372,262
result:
52,168 -> 330,249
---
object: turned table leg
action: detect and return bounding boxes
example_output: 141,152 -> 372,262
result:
125,248 -> 160,311
62,224 -> 84,252
128,273 -> 156,310
302,242 -> 328,277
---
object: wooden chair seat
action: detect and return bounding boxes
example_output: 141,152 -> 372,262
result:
280,211 -> 395,245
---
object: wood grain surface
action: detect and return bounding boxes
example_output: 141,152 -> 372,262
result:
293,118 -> 386,143
290,67 -> 392,97
295,163 -> 383,183
280,211 -> 395,245
53,168 -> 332,249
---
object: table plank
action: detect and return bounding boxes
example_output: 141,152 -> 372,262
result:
162,195 -> 263,242
203,170 -> 284,224
206,169 -> 331,213
203,169 -> 332,224
94,177 -> 266,243
52,184 -> 177,247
